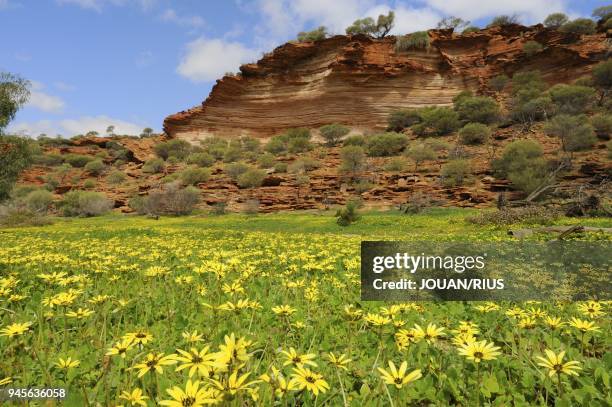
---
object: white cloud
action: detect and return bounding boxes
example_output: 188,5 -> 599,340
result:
160,8 -> 205,28
26,81 -> 65,114
56,0 -> 104,12
177,38 -> 259,83
365,4 -> 441,34
8,115 -> 148,137
56,0 -> 157,12
54,81 -> 76,92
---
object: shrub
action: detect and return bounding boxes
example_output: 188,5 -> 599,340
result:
560,18 -> 596,35
418,107 -> 460,136
287,137 -> 312,153
284,127 -> 311,141
468,206 -> 561,226
142,158 -> 165,174
387,110 -> 421,131
345,11 -> 395,38
544,12 -> 569,28
243,199 -> 260,215
264,137 -> 286,155
274,162 -> 288,173
32,153 -> 63,166
400,192 -> 432,214
180,167 -> 211,185
61,190 -> 113,217
336,199 -> 360,226
404,143 -> 436,171
237,168 -> 266,188
544,114 -> 596,152
511,95 -> 555,124
459,123 -> 491,145
523,41 -> 544,57
343,134 -> 366,146
548,84 -> 596,114
223,145 -> 242,163
107,170 -> 127,185
0,205 -> 52,227
592,59 -> 612,91
83,179 -> 96,189
441,160 -> 471,187
288,157 -> 320,173
319,124 -> 349,146
210,202 -> 227,215
225,162 -> 250,181
154,139 -> 192,160
487,14 -> 520,27
297,26 -> 327,42
592,6 -> 612,21
239,137 -> 261,153
512,71 -> 546,94
25,189 -> 54,214
64,154 -> 93,168
395,31 -> 429,51
132,182 -> 199,216
462,26 -> 479,34
424,138 -> 449,151
366,132 -> 408,156
353,179 -> 374,193
257,153 -> 276,168
489,74 -> 509,92
383,157 -> 408,172
591,113 -> 612,137
453,95 -> 499,124
186,152 -> 214,167
84,159 -> 105,175
10,184 -> 39,199
492,140 -> 549,193
339,145 -> 366,174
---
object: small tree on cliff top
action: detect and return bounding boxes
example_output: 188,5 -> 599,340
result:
346,11 -> 395,38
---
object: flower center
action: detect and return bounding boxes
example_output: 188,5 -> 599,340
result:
474,352 -> 483,359
182,396 -> 196,406
394,377 -> 403,384
306,375 -> 316,383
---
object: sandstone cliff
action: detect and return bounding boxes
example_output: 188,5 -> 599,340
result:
164,24 -> 608,142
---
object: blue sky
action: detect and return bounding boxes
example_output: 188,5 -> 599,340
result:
1,0 -> 608,137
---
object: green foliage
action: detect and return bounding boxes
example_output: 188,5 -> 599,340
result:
437,16 -> 470,30
61,190 -> 112,217
83,179 -> 96,189
257,153 -> 276,168
224,162 -> 250,181
459,123 -> 491,145
10,184 -> 38,199
319,124 -> 350,146
468,206 -> 561,226
237,168 -> 266,188
288,157 -> 320,174
131,182 -> 199,216
548,84 -> 596,114
560,18 -> 596,35
339,145 -> 366,174
487,14 -> 520,27
239,136 -> 261,153
510,71 -> 554,124
154,139 -> 192,160
24,189 -> 54,214
140,127 -> 154,137
387,109 -> 421,131
142,158 -> 165,174
591,113 -> 612,136
353,179 -> 374,193
287,137 -> 312,153
395,31 -> 429,51
64,154 -> 93,168
0,72 -> 30,131
0,135 -> 33,202
522,41 -> 544,57
544,13 -> 569,28
592,59 -> 612,90
418,107 -> 460,136
223,145 -> 243,163
180,167 -> 211,186
492,140 -> 549,193
488,74 -> 509,92
335,199 -> 361,226
84,159 -> 105,175
273,162 -> 287,173
461,26 -> 480,34
107,170 -> 127,185
453,94 -> 499,124
441,159 -> 471,187
383,157 -> 408,172
592,6 -> 612,20
297,26 -> 327,42
366,132 -> 408,156
343,134 -> 366,146
186,152 -> 214,167
264,137 -> 286,155
31,153 -> 63,166
346,11 -> 394,38
544,114 -> 597,152
404,143 -> 436,170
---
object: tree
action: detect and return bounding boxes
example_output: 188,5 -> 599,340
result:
492,140 -> 549,193
346,11 -> 395,38
544,114 -> 596,153
419,107 -> 460,135
319,124 -> 349,146
560,18 -> 596,35
141,127 -> 154,137
339,145 -> 366,176
487,14 -> 520,28
297,26 -> 327,42
592,6 -> 612,21
489,74 -> 509,92
395,31 -> 429,51
387,110 -> 421,131
592,59 -> 612,104
437,16 -> 470,31
522,41 -> 543,57
0,72 -> 30,131
85,130 -> 99,137
458,123 -> 491,145
106,125 -> 115,136
543,12 -> 569,28
453,94 -> 500,124
548,84 -> 596,114
404,143 -> 436,171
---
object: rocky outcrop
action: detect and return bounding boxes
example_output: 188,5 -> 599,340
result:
164,25 -> 609,142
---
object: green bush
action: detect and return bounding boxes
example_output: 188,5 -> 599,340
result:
592,59 -> 612,91
297,26 -> 327,42
523,41 -> 544,57
31,153 -> 63,166
441,160 -> 471,187
25,189 -> 54,214
237,168 -> 266,188
64,154 -> 93,168
511,95 -> 554,124
61,190 -> 112,217
335,199 -> 360,226
560,18 -> 596,35
383,157 -> 408,172
239,137 -> 261,153
264,137 -> 286,155
591,113 -> 612,137
511,71 -> 546,94
487,14 -> 520,27
395,31 -> 429,51
544,12 -> 569,28
83,179 -> 96,189
223,145 -> 242,163
548,84 -> 596,114
288,157 -> 320,173
154,139 -> 192,160
343,134 -> 366,146
489,74 -> 509,92
131,182 -> 200,216
492,140 -> 549,193
142,158 -> 165,174
224,162 -> 250,181
459,123 -> 491,145
366,132 -> 408,156
273,162 -> 288,173
84,159 -> 105,175
319,124 -> 349,146
186,152 -> 214,167
387,110 -> 421,131
462,26 -> 479,34
287,137 -> 312,153
180,167 -> 211,185
418,107 -> 460,136
453,94 -> 499,124
107,170 -> 127,185
339,145 -> 366,174
257,153 -> 276,168
353,180 -> 374,193
10,184 -> 39,199
544,114 -> 596,152
404,143 -> 436,171
592,6 -> 612,21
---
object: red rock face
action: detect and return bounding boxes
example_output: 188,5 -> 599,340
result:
164,25 -> 608,142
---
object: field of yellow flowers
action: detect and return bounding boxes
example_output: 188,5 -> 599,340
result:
0,210 -> 610,406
